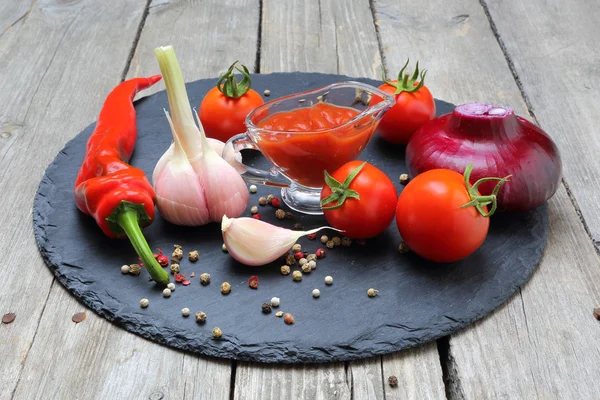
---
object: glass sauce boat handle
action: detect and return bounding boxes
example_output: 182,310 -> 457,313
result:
223,133 -> 291,188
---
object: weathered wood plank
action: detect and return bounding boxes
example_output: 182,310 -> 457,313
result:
373,0 -> 600,397
449,186 -> 600,399
382,344 -> 446,400
11,0 -> 259,398
127,0 -> 260,88
0,1 -> 147,398
234,362 -> 351,400
261,0 -> 381,77
485,0 -> 600,245
346,358 -> 384,400
13,285 -> 232,399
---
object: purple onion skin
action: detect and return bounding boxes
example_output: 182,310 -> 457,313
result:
406,103 -> 562,212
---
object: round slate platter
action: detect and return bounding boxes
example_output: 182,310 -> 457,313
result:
33,72 -> 548,363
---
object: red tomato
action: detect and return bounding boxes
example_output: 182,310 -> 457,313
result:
199,87 -> 264,142
372,81 -> 435,144
320,161 -> 397,239
395,169 -> 489,263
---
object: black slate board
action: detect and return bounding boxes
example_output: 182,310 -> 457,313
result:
33,73 -> 548,363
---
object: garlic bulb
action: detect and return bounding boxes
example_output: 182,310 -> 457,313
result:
154,111 -> 210,225
153,45 -> 249,225
222,215 -> 338,266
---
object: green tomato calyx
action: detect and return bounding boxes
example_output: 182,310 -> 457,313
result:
459,163 -> 511,217
217,61 -> 252,98
320,162 -> 366,211
382,59 -> 428,95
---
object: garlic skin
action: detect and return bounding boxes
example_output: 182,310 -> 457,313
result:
154,138 -> 242,179
153,111 -> 210,225
222,215 -> 338,266
153,45 -> 249,226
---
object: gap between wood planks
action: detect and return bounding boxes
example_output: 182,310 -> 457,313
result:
477,0 -> 600,257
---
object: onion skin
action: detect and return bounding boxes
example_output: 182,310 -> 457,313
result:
406,103 -> 562,212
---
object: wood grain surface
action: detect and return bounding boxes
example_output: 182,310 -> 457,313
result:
0,0 -> 146,397
484,0 -> 600,247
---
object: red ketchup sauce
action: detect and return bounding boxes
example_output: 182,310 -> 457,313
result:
254,102 -> 374,188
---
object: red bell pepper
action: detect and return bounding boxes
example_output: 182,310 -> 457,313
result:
74,75 -> 170,285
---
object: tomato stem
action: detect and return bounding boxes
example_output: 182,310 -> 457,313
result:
320,162 -> 366,211
217,61 -> 252,99
382,59 -> 428,95
459,163 -> 511,217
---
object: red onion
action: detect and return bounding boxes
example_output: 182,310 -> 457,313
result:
406,103 -> 562,212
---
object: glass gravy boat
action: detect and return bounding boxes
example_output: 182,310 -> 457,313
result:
223,81 -> 395,215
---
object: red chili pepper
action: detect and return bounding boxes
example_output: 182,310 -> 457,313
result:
175,273 -> 186,283
248,275 -> 259,289
73,75 -> 169,285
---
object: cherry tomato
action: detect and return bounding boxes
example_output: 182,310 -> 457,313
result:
371,60 -> 436,144
320,161 -> 397,239
395,169 -> 491,263
199,62 -> 264,142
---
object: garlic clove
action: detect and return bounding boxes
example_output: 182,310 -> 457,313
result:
222,215 -> 337,266
154,110 -> 210,225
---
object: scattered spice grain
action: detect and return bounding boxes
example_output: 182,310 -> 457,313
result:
196,312 -> 207,323
275,311 -> 284,317
367,288 -> 379,297
172,247 -> 183,261
129,263 -> 141,276
71,312 -> 86,324
292,270 -> 303,281
170,263 -> 180,274
163,288 -> 172,297
221,282 -> 231,294
388,376 -> 398,387
120,264 -> 130,274
341,236 -> 352,247
320,235 -> 329,244
281,265 -> 291,275
258,196 -> 268,206
292,243 -> 302,252
271,297 -> 280,307
248,275 -> 259,289
284,313 -> 295,325
398,242 -> 410,254
399,174 -> 410,185
188,250 -> 199,262
332,237 -> 341,246
326,240 -> 335,249
301,263 -> 312,273
2,313 -> 16,324
181,308 -> 190,317
312,289 -> 320,298
275,209 -> 286,219
212,327 -> 222,338
262,303 -> 272,313
324,276 -> 333,285
200,273 -> 211,285
249,184 -> 258,193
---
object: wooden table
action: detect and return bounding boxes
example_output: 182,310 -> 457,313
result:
1,0 -> 599,398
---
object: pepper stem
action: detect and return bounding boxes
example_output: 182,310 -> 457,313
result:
116,205 -> 170,285
459,163 -> 511,217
